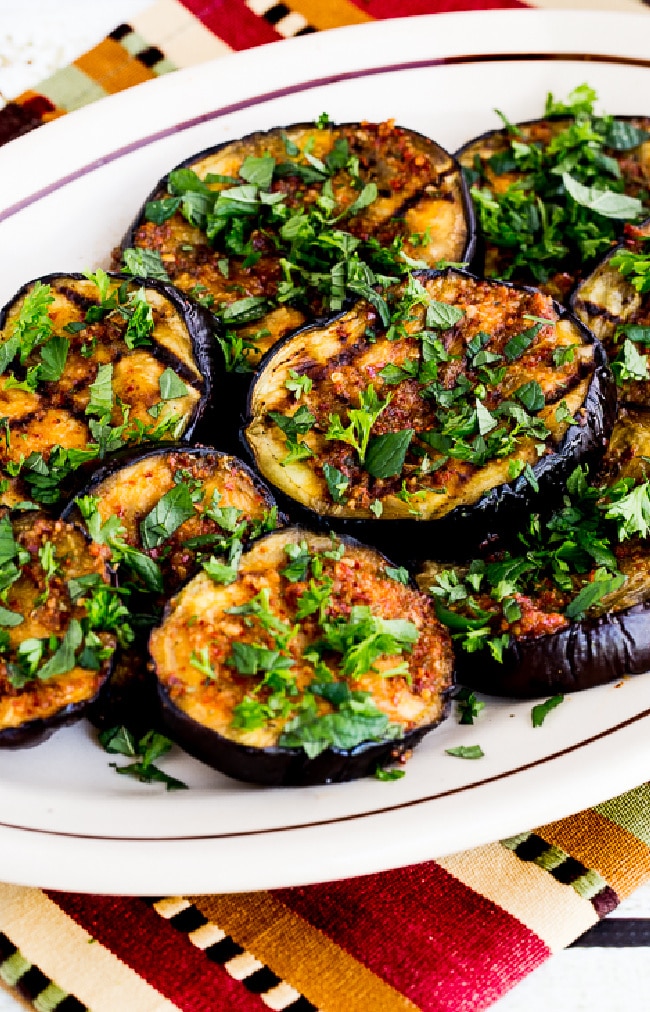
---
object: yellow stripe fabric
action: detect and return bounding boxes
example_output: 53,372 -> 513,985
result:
282,0 -> 373,29
193,892 -> 420,1012
438,842 -> 598,952
0,885 -> 181,1012
540,807 -> 650,899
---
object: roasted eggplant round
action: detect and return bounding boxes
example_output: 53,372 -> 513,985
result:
243,268 -> 615,562
149,527 -> 454,785
0,272 -> 214,507
572,219 -> 650,406
119,119 -> 474,375
457,107 -> 650,300
63,444 -> 284,733
417,440 -> 650,698
0,511 -> 120,747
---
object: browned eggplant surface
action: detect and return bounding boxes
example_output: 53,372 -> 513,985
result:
244,269 -> 613,559
0,511 -> 120,746
0,273 -> 212,507
149,528 -> 453,785
121,120 -> 474,370
63,446 -> 283,732
457,96 -> 650,300
573,220 -> 650,407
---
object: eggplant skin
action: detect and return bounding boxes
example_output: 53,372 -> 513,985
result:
158,691 -> 437,787
456,602 -> 650,699
0,699 -> 100,749
242,269 -> 616,563
0,513 -> 116,749
149,528 -> 454,786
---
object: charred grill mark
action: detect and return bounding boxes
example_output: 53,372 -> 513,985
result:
147,343 -> 205,390
573,298 -> 624,325
55,284 -> 99,315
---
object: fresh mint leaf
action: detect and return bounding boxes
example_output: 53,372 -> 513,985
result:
365,429 -> 413,479
565,573 -> 626,619
445,744 -> 484,759
145,197 -> 182,223
375,766 -> 406,781
531,694 -> 564,727
121,248 -> 170,282
159,368 -> 189,400
38,335 -> 69,383
514,381 -> 545,412
504,323 -> 542,362
140,483 -> 197,550
85,363 -> 114,418
385,566 -> 409,585
0,605 -> 23,627
562,171 -> 644,220
426,301 -> 464,329
323,463 -> 349,504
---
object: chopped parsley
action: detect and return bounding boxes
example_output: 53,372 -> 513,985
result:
466,84 -> 649,284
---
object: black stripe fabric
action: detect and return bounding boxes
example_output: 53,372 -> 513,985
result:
572,918 -> 650,947
16,964 -> 50,1000
264,4 -> 290,24
169,906 -> 209,933
204,936 -> 245,963
242,966 -> 282,993
57,995 -> 88,1012
108,24 -> 131,41
0,930 -> 17,962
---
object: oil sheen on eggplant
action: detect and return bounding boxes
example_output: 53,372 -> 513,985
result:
244,268 -> 614,562
417,417 -> 650,698
457,109 -> 650,301
0,511 -> 118,747
64,445 -> 283,734
120,120 -> 474,370
149,528 -> 454,785
0,272 -> 213,507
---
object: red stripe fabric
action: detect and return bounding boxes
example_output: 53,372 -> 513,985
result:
348,0 -> 526,14
275,861 -> 550,1011
179,0 -> 282,50
45,892 -> 264,1012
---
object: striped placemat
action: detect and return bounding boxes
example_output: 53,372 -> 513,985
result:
1,785 -> 650,1010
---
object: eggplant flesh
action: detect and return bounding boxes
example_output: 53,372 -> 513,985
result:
0,512 -> 116,747
149,528 -> 454,785
572,220 -> 650,407
63,444 -> 284,732
244,269 -> 614,561
121,121 -> 474,366
0,273 -> 214,506
457,117 -> 650,299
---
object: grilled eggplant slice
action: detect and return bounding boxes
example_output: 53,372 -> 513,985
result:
63,445 -> 284,733
120,120 -> 474,372
0,511 -> 119,747
0,272 -> 214,506
572,219 -> 650,406
244,269 -> 614,562
457,107 -> 650,300
149,528 -> 454,786
418,433 -> 650,698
